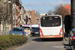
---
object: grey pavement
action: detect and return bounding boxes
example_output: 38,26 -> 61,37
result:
14,34 -> 70,50
15,39 -> 64,50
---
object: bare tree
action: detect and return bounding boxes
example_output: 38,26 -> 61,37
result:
0,0 -> 3,33
0,0 -> 3,20
47,10 -> 53,15
0,0 -> 11,35
54,5 -> 69,19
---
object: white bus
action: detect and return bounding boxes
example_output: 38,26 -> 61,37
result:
40,14 -> 63,39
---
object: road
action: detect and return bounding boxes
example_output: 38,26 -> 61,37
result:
14,35 -> 71,50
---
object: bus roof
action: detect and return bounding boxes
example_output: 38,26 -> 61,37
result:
40,14 -> 48,16
40,14 -> 61,16
40,15 -> 62,18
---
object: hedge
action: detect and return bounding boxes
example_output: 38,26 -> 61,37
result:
0,35 -> 27,50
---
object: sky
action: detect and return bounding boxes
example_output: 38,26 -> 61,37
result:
21,0 -> 70,14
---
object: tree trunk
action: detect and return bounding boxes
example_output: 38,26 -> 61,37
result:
0,24 -> 1,34
3,21 -> 6,35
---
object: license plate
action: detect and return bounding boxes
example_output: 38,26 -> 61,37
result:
35,32 -> 39,34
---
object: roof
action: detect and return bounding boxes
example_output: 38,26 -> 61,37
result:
64,4 -> 70,12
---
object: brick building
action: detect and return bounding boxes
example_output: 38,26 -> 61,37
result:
26,10 -> 40,25
0,0 -> 26,35
64,4 -> 71,15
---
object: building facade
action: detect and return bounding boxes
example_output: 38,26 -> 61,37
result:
0,0 -> 26,35
26,10 -> 40,25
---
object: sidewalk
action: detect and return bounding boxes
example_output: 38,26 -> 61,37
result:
63,33 -> 72,50
64,33 -> 69,44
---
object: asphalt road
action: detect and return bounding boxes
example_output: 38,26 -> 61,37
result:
14,35 -> 72,50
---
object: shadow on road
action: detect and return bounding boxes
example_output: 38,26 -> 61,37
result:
64,44 -> 72,50
30,35 -> 40,37
32,38 -> 63,42
64,33 -> 72,50
32,38 -> 42,42
32,33 -> 67,42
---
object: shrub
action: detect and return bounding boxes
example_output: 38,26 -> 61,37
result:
0,35 -> 27,50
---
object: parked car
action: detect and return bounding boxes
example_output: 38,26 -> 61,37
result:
68,28 -> 75,49
10,27 -> 24,35
31,27 -> 40,36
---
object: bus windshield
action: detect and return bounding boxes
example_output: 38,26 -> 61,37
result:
41,16 -> 61,27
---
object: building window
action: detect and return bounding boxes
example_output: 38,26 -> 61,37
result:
18,16 -> 21,20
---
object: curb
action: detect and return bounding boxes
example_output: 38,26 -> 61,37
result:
6,45 -> 19,50
6,41 -> 28,50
